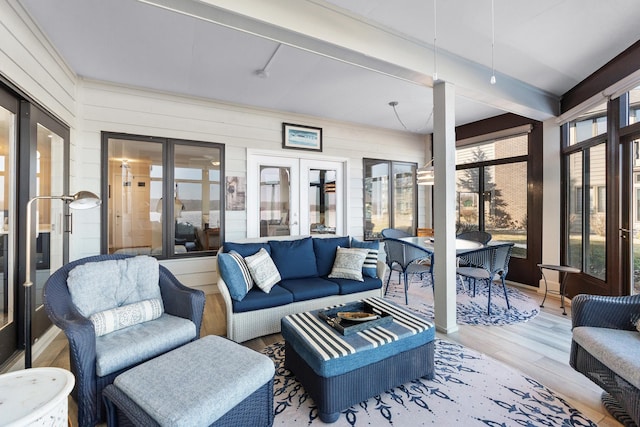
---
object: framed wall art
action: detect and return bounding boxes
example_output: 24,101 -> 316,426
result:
282,122 -> 322,152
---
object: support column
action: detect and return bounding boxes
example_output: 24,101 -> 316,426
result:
432,81 -> 458,334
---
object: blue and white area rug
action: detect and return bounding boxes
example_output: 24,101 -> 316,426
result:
384,274 -> 540,325
266,340 -> 596,426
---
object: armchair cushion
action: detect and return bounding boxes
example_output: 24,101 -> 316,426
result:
90,298 -> 163,337
67,255 -> 162,317
573,326 -> 640,389
95,313 -> 197,377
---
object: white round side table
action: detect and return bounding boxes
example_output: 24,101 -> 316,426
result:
0,367 -> 75,427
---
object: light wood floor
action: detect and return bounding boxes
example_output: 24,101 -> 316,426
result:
36,288 -> 620,427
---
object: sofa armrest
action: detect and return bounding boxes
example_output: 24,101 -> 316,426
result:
158,267 -> 206,338
571,294 -> 640,330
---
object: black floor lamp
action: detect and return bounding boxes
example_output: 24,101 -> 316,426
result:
24,191 -> 101,368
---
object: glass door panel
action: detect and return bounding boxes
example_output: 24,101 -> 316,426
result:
174,144 -> 223,253
259,166 -> 292,237
483,162 -> 528,258
0,101 -> 16,363
301,159 -> 345,236
568,151 -> 583,270
308,169 -> 337,235
392,163 -> 416,234
34,124 -> 64,310
630,138 -> 640,294
107,139 -> 162,254
456,168 -> 480,231
363,160 -> 389,239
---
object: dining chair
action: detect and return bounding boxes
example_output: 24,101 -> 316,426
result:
383,237 -> 433,304
456,243 -> 514,314
456,230 -> 492,245
381,228 -> 412,239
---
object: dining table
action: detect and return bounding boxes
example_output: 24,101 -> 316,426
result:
398,236 -> 484,255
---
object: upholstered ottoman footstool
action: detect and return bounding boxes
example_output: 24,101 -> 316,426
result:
102,335 -> 275,426
281,297 -> 435,423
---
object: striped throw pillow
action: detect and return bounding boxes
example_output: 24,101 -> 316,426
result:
351,238 -> 380,278
218,250 -> 254,301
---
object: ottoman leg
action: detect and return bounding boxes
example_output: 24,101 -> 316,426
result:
319,411 -> 340,423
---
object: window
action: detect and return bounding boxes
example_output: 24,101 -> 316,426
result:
568,101 -> 607,146
103,133 -> 224,257
456,133 -> 529,258
564,127 -> 607,280
363,159 -> 417,240
628,85 -> 640,125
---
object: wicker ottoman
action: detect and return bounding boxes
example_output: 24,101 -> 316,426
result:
281,297 -> 435,423
102,335 -> 275,426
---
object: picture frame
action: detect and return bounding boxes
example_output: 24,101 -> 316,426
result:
282,123 -> 323,152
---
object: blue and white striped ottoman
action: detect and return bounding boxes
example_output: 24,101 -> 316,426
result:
281,297 -> 435,423
102,335 -> 275,426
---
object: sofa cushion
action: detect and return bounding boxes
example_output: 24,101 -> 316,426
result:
245,248 -> 281,293
573,326 -> 640,389
328,247 -> 369,282
328,276 -> 383,295
350,238 -> 380,278
223,242 -> 271,258
90,298 -> 163,337
269,237 -> 318,279
313,236 -> 350,276
67,255 -> 162,317
232,285 -> 294,313
218,251 -> 254,301
279,277 -> 340,302
95,313 -> 196,377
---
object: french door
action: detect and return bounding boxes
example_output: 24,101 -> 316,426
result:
621,134 -> 640,295
247,151 -> 345,238
0,87 -> 18,364
0,85 -> 69,367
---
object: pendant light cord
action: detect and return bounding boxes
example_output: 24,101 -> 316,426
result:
490,0 -> 496,84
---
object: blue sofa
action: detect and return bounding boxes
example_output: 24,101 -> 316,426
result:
216,235 -> 385,342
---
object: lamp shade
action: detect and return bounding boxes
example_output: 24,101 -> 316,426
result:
417,163 -> 435,186
68,191 -> 101,210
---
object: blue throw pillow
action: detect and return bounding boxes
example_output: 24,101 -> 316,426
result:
268,237 -> 319,280
223,242 -> 271,258
313,236 -> 350,276
218,251 -> 254,301
351,238 -> 379,278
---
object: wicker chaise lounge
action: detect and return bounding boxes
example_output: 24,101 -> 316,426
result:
570,294 -> 640,426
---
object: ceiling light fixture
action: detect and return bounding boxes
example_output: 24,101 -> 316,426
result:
254,43 -> 282,79
490,0 -> 497,85
388,101 -> 409,131
417,158 -> 435,186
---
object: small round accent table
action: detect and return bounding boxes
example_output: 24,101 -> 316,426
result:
0,367 -> 75,427
538,264 -> 580,315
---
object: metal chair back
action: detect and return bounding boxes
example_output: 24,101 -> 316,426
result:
456,230 -> 492,245
383,237 -> 433,304
381,228 -> 412,239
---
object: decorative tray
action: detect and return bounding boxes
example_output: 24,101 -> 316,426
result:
318,301 -> 393,335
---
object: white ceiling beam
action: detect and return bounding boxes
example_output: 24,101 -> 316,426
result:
139,0 -> 560,120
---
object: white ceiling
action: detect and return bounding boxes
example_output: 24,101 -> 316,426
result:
17,0 -> 640,134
